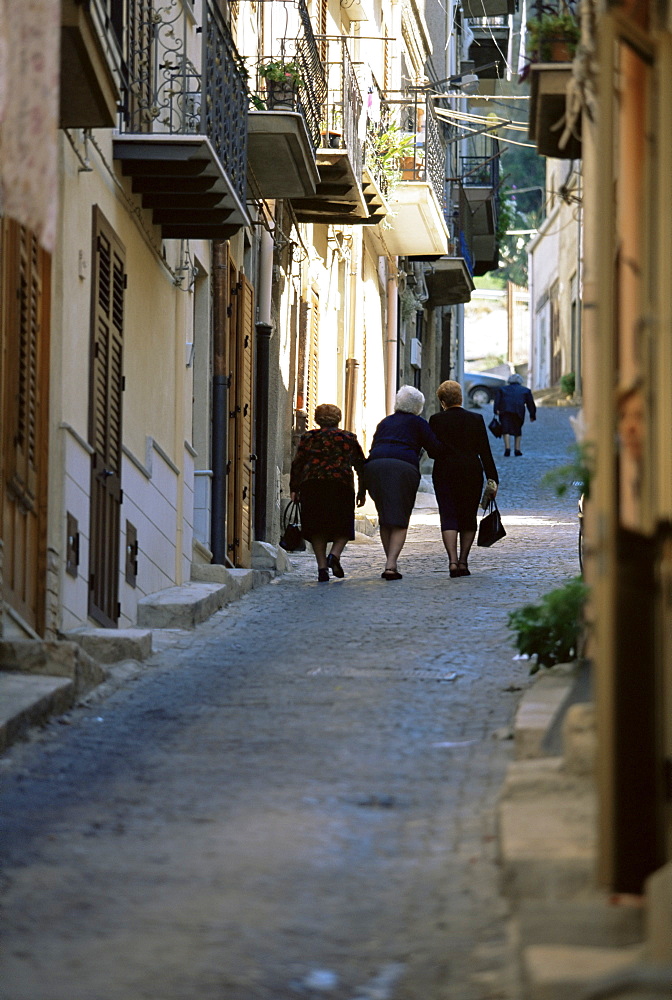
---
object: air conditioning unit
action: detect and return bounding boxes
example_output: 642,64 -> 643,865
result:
410,338 -> 422,368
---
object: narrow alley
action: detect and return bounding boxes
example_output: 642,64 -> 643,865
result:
0,407 -> 580,1000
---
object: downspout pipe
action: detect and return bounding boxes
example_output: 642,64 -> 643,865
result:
254,219 -> 275,540
386,256 -> 399,414
211,240 -> 229,565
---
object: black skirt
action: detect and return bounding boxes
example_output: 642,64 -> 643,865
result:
500,412 -> 523,436
364,458 -> 420,528
299,479 -> 355,542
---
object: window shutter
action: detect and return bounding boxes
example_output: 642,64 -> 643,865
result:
305,291 -> 320,428
88,207 -> 125,626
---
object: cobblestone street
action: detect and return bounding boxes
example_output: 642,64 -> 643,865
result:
0,406 -> 580,1000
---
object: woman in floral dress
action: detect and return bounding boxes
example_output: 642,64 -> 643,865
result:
289,404 -> 367,582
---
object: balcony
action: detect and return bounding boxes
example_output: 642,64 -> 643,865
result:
290,38 -> 368,225
379,97 -> 450,257
247,1 -> 324,200
421,184 -> 474,305
113,0 -> 249,241
461,140 -> 499,275
528,63 -> 582,159
467,17 -> 511,79
60,0 -> 122,127
424,256 -> 475,306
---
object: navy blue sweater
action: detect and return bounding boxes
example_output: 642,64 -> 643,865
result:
367,411 -> 444,469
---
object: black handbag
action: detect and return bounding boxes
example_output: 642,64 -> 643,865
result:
488,416 -> 503,439
477,499 -> 507,547
279,499 -> 305,552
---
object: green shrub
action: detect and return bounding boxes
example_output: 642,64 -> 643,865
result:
560,372 -> 575,396
508,577 -> 588,673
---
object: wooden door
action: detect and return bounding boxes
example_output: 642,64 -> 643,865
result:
225,265 -> 255,568
0,219 -> 51,635
88,207 -> 126,627
235,275 -> 254,568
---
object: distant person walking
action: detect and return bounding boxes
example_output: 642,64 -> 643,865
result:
365,386 -> 443,580
290,404 -> 366,583
493,373 -> 537,457
429,380 -> 498,578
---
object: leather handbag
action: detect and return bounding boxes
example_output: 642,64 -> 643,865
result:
279,499 -> 305,552
477,499 -> 506,547
488,416 -> 503,438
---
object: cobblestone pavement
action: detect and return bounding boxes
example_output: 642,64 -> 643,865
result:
0,407 -> 580,1000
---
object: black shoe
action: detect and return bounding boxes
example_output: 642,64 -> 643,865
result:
458,562 -> 471,577
317,568 -> 329,583
515,450 -> 523,456
327,553 -> 344,578
504,449 -> 511,457
449,562 -> 460,578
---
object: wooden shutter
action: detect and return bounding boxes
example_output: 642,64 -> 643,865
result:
305,291 -> 320,429
236,275 -> 255,568
226,258 -> 240,563
317,0 -> 328,61
226,266 -> 255,568
88,207 -> 125,627
0,219 -> 50,634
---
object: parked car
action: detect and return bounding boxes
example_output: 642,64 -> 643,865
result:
462,370 -> 509,407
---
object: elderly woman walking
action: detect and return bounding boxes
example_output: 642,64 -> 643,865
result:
493,372 -> 537,457
365,385 -> 443,580
429,380 -> 498,578
289,403 -> 366,583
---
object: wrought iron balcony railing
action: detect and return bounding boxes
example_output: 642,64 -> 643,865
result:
460,152 -> 500,189
119,0 -> 248,210
316,37 -> 363,179
256,0 -> 327,149
363,74 -> 392,198
397,94 -> 447,211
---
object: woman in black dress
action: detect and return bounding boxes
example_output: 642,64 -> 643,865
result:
429,380 -> 498,577
289,403 -> 366,582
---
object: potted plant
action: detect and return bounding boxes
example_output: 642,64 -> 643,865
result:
258,60 -> 303,111
371,123 -> 416,188
526,9 -> 580,63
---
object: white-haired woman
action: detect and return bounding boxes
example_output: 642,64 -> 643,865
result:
365,386 -> 443,580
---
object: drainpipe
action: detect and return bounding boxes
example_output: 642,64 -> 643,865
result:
344,358 -> 359,429
255,217 -> 274,540
344,234 -> 360,432
386,256 -> 399,413
211,240 -> 229,565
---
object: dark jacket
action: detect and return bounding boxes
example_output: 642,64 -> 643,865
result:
367,411 -> 444,469
429,407 -> 498,489
494,383 -> 537,423
289,427 -> 366,494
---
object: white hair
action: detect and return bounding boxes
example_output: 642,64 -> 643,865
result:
394,385 -> 425,415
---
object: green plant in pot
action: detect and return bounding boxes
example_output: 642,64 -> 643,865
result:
508,576 -> 588,673
526,10 -> 580,62
371,123 -> 416,188
258,60 -> 303,110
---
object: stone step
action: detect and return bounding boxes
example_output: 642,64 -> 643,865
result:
63,628 -> 153,664
514,898 -> 645,950
498,758 -> 596,902
514,666 -> 577,760
522,944 -> 643,1000
0,640 -> 106,694
0,672 -> 75,752
139,571 -> 272,629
